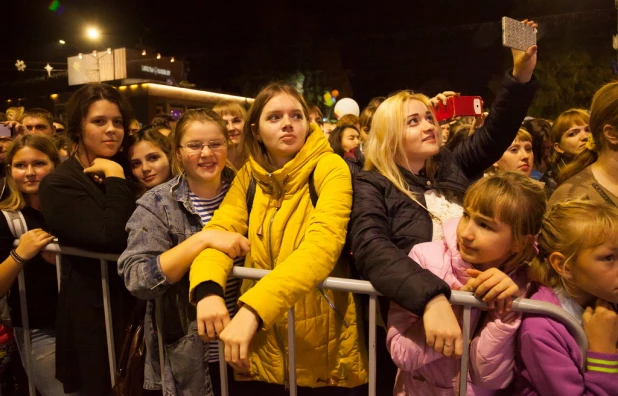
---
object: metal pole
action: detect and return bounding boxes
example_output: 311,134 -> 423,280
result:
368,295 -> 377,396
219,341 -> 229,396
155,298 -> 165,393
54,252 -> 61,291
100,259 -> 117,387
459,306 -> 472,396
287,307 -> 297,396
17,271 -> 36,396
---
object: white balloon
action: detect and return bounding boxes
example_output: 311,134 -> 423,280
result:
334,98 -> 360,119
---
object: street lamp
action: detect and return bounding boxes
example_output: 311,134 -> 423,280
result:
86,27 -> 100,40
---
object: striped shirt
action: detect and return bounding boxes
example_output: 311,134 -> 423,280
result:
189,184 -> 243,363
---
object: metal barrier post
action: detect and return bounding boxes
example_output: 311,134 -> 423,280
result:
54,252 -> 61,291
100,259 -> 117,387
17,271 -> 36,396
155,298 -> 166,393
287,307 -> 297,396
459,306 -> 472,395
219,341 -> 229,396
368,295 -> 377,396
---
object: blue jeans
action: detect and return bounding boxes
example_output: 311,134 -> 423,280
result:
14,327 -> 75,396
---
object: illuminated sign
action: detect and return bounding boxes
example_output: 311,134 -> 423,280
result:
140,65 -> 171,76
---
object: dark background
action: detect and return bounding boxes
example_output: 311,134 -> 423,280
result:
2,0 -> 617,117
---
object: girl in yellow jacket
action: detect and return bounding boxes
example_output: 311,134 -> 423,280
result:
189,83 -> 368,394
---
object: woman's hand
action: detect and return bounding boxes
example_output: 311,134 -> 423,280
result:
423,294 -> 463,357
0,121 -> 27,136
15,229 -> 55,261
201,229 -> 251,259
583,299 -> 618,354
462,268 -> 520,315
83,158 -> 125,180
219,305 -> 260,372
429,91 -> 459,107
511,19 -> 538,83
196,294 -> 231,342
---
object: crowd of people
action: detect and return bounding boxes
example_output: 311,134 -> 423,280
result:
0,19 -> 616,396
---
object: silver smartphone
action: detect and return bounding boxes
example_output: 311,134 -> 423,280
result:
502,17 -> 536,51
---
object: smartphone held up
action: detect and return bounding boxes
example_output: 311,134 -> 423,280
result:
433,96 -> 483,123
502,17 -> 537,51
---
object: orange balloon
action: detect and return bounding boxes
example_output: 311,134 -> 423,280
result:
331,89 -> 339,98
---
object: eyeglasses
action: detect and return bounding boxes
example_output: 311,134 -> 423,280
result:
179,140 -> 227,153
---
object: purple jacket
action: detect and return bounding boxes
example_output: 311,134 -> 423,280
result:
514,285 -> 618,396
387,217 -> 525,395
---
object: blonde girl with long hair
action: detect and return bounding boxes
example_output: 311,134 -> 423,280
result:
515,200 -> 618,394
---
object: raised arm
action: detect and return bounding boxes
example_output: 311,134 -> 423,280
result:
453,41 -> 538,179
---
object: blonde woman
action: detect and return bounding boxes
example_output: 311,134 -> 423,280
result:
212,100 -> 248,170
348,21 -> 538,390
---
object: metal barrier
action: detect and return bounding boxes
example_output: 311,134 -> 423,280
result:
13,241 -> 120,396
13,243 -> 588,396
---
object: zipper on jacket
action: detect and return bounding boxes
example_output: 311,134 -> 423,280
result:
266,173 -> 289,388
317,289 -> 349,327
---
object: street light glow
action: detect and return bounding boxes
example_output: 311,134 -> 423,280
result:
59,39 -> 66,45
86,27 -> 100,40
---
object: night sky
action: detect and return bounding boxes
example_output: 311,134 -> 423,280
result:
2,0 -> 617,115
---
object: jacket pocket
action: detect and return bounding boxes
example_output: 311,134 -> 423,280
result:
166,324 -> 211,396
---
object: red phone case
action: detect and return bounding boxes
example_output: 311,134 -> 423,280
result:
434,96 -> 483,122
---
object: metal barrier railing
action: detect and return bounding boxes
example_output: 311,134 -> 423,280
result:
12,243 -> 588,396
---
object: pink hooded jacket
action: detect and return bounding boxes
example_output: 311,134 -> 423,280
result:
386,217 -> 525,395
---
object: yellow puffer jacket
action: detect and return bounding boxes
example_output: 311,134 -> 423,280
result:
190,129 -> 368,388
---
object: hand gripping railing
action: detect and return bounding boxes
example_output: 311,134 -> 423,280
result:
218,266 -> 588,396
13,243 -> 588,396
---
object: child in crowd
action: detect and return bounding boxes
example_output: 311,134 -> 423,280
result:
388,172 -> 546,395
515,200 -> 618,395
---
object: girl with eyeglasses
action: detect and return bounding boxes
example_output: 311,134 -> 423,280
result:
119,108 -> 250,395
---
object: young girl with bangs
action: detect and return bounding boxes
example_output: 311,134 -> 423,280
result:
387,172 -> 546,395
516,199 -> 618,395
119,109 -> 250,395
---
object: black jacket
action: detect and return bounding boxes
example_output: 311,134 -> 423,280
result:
349,71 -> 537,317
39,157 -> 137,395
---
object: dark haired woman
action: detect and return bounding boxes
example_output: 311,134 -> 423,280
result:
39,83 -> 137,395
328,124 -> 364,178
128,125 -> 173,196
0,135 -> 63,395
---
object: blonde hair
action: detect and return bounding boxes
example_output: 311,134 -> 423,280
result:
363,91 -> 440,207
0,135 -> 60,211
170,108 -> 234,181
212,100 -> 249,169
515,128 -> 533,143
464,172 -> 546,273
559,84 -> 618,183
529,200 -> 618,294
212,100 -> 247,119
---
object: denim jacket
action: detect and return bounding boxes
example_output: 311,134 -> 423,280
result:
118,175 -> 213,396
